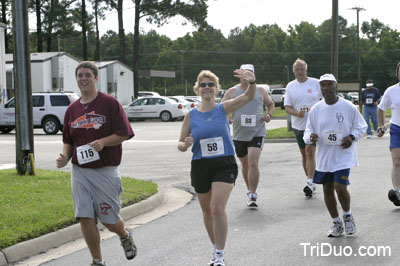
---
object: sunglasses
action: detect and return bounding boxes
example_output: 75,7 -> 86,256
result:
199,82 -> 216,88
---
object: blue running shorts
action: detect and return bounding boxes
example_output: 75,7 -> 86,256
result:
390,124 -> 400,150
313,168 -> 351,185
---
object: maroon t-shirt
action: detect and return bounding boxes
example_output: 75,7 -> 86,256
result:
63,91 -> 134,168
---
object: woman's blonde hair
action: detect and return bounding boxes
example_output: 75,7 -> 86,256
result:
193,70 -> 221,95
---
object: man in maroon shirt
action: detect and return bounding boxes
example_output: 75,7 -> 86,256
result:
56,61 -> 136,266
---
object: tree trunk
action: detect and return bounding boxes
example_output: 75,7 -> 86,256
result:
46,0 -> 56,52
94,0 -> 100,60
118,0 -> 125,63
133,0 -> 141,98
35,0 -> 43,52
81,0 -> 88,60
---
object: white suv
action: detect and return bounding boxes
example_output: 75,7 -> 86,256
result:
0,92 -> 79,135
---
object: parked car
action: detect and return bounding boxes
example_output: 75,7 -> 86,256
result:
123,96 -> 188,122
0,92 -> 79,134
138,91 -> 161,98
169,96 -> 196,109
348,92 -> 359,105
270,88 -> 286,107
184,97 -> 201,108
216,89 -> 226,103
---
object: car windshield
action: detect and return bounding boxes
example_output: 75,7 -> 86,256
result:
272,89 -> 285,94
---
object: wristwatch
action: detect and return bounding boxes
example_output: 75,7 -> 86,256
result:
349,134 -> 355,141
249,79 -> 256,84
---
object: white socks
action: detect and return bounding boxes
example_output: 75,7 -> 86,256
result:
343,209 -> 352,216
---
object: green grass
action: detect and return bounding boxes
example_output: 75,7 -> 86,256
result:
271,107 -> 287,118
0,169 -> 157,250
266,127 -> 295,139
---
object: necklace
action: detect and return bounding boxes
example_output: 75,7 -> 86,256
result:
80,99 -> 90,110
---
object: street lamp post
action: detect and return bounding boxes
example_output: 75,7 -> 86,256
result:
284,65 -> 289,84
350,6 -> 365,83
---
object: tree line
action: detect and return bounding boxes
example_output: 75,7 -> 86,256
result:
1,1 -> 400,96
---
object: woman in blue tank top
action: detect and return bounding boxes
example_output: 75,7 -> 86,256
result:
178,69 -> 256,266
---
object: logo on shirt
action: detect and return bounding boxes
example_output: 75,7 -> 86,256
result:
71,111 -> 106,129
307,89 -> 312,93
100,202 -> 112,215
336,113 -> 344,123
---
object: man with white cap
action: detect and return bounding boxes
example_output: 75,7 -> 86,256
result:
284,58 -> 322,197
222,64 -> 275,207
360,79 -> 381,138
377,62 -> 400,206
304,73 -> 367,237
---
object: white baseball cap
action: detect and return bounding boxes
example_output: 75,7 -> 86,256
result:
319,73 -> 337,83
240,64 -> 255,72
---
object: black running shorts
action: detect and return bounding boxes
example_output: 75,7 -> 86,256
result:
233,136 -> 264,158
190,156 -> 238,193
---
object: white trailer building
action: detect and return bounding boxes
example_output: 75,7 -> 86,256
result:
5,52 -> 134,105
0,23 -> 6,104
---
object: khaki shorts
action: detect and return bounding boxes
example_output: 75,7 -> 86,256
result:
71,165 -> 123,224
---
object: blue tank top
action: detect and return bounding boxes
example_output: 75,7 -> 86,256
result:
190,103 -> 235,160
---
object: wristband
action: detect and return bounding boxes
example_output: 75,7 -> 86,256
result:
249,79 -> 256,84
349,134 -> 355,141
266,113 -> 272,118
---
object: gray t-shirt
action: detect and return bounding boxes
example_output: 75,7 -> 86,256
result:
232,85 -> 266,141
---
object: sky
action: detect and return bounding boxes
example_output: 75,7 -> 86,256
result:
97,0 -> 400,40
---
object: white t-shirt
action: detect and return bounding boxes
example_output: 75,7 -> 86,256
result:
303,97 -> 367,172
378,83 -> 400,127
284,77 -> 322,130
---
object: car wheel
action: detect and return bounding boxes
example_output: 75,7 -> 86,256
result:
43,117 -> 60,135
160,111 -> 172,122
0,127 -> 13,134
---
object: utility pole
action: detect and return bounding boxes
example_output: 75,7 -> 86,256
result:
180,50 -> 184,94
12,0 -> 35,175
331,0 -> 339,78
350,6 -> 365,84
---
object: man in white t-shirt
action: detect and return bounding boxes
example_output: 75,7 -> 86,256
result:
284,58 -> 322,197
304,74 -> 367,237
377,62 -> 400,206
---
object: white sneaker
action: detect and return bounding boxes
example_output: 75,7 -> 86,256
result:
213,255 -> 225,266
367,135 -> 372,139
327,221 -> 344,237
208,255 -> 216,266
303,183 -> 316,197
343,214 -> 357,235
247,193 -> 258,208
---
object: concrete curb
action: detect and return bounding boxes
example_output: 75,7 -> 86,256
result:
0,189 -> 164,265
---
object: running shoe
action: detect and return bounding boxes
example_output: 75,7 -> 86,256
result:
303,183 -> 316,197
247,193 -> 258,208
120,228 -> 137,260
343,214 -> 357,235
208,254 -> 216,266
90,259 -> 106,266
327,221 -> 344,237
366,135 -> 372,139
213,256 -> 225,266
388,189 -> 400,206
